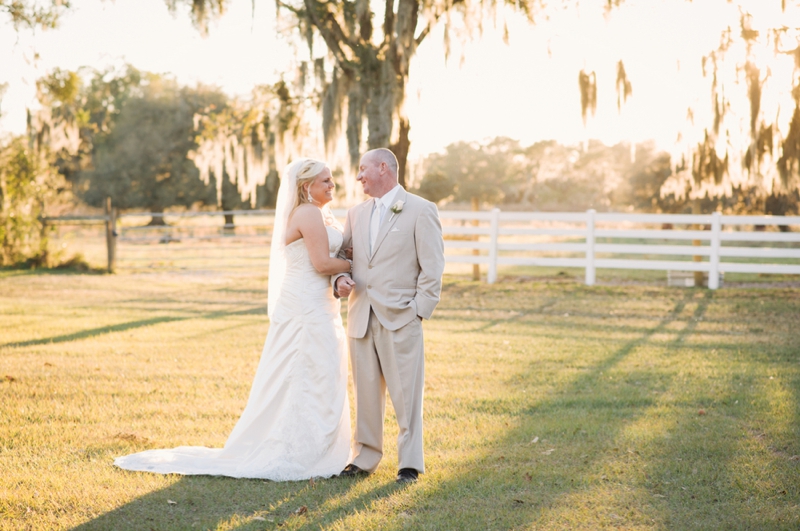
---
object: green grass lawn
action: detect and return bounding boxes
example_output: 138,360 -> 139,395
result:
1,266 -> 799,530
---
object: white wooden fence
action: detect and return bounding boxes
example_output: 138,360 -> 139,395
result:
46,208 -> 800,288
436,209 -> 800,288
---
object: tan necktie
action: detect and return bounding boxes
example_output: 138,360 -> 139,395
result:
370,199 -> 384,254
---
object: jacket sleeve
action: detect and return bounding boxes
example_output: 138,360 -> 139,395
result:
414,201 -> 445,319
331,207 -> 354,296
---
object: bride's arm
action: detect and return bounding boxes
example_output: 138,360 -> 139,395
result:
291,204 -> 352,275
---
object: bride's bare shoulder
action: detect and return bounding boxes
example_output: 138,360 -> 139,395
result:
289,204 -> 324,227
292,203 -> 323,217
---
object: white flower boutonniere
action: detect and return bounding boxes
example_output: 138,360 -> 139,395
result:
390,200 -> 404,214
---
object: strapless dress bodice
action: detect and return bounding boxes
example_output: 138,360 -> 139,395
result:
273,225 -> 343,322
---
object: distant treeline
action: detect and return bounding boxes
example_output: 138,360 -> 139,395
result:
414,138 -> 799,217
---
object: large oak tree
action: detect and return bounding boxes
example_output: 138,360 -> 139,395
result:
167,0 -> 561,186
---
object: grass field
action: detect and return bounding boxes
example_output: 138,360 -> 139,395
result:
1,263 -> 800,530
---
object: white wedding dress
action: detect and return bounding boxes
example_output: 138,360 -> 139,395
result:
114,226 -> 351,481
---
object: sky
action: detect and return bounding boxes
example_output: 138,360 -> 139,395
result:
1,0 -> 798,161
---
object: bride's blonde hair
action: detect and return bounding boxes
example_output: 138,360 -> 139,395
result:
290,158 -> 327,211
286,157 -> 342,229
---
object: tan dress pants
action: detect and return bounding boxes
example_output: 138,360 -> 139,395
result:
349,309 -> 425,473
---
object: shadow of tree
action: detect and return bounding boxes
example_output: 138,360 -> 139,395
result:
71,474 -> 407,530
391,290 -> 720,529
2,305 -> 268,349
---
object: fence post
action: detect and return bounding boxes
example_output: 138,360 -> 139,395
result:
585,209 -> 596,286
488,208 -> 500,284
708,212 -> 721,289
105,197 -> 117,273
471,198 -> 480,281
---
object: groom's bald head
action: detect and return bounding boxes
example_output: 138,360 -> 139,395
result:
357,148 -> 399,198
367,148 -> 398,178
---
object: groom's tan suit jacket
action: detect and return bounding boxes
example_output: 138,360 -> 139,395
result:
340,188 -> 444,338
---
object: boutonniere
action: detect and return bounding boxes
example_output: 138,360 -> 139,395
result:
390,200 -> 404,214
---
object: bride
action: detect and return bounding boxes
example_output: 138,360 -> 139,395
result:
114,158 -> 354,480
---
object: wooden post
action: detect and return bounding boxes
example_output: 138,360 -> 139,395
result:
105,197 -> 117,273
471,197 -> 480,281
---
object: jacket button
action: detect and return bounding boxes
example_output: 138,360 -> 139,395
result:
368,265 -> 373,269
367,285 -> 372,289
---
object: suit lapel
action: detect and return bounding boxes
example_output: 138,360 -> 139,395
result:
370,189 -> 407,260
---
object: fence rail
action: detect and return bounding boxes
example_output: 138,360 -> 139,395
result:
436,209 -> 800,287
43,207 -> 800,288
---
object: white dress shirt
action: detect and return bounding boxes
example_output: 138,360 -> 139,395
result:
370,184 -> 402,253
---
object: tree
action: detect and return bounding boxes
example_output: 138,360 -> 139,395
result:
418,137 -> 525,206
77,75 -> 223,222
521,140 -> 628,212
663,3 -> 800,216
0,136 -> 53,265
29,66 -> 308,226
611,142 -> 683,213
29,67 -> 92,183
1,0 -> 70,31
416,169 -> 453,205
191,80 -> 309,220
167,0 -> 554,187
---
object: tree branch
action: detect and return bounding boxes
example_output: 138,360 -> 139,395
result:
415,17 -> 437,46
300,0 -> 358,66
275,0 -> 302,17
383,0 -> 394,45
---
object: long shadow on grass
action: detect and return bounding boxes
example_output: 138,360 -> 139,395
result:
389,289 -> 714,530
71,473 -> 406,530
435,286 -> 797,529
634,296 -> 800,529
2,316 -> 186,348
2,305 -> 267,349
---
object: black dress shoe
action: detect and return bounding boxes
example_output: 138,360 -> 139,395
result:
339,464 -> 368,477
395,468 -> 418,484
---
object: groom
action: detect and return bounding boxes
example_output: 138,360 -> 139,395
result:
335,148 -> 445,484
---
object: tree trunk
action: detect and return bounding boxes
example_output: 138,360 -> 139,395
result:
147,208 -> 166,226
362,45 -> 412,187
364,60 -> 393,150
390,118 -> 410,189
223,213 -> 235,234
346,76 -> 364,173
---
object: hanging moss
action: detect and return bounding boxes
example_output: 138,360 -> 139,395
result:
744,61 -> 762,137
191,81 -> 306,208
777,101 -> 800,187
743,122 -> 774,176
692,130 -> 728,185
578,69 -> 597,125
615,60 -> 632,112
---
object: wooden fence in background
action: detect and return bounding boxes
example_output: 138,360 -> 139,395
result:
43,206 -> 800,288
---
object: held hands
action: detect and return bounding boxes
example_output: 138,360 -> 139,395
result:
336,276 -> 355,298
343,247 -> 353,260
